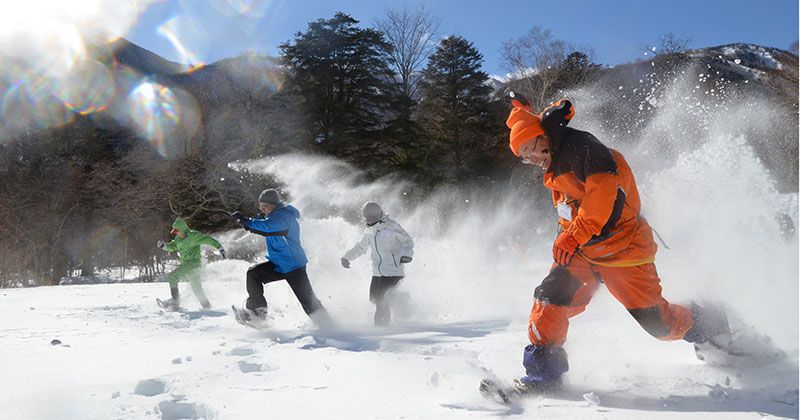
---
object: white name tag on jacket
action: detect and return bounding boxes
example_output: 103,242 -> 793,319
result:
557,202 -> 573,221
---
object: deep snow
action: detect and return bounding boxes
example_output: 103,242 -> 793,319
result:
3,50 -> 799,419
1,274 -> 796,419
3,132 -> 798,418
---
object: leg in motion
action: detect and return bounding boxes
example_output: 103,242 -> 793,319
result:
166,262 -> 200,306
523,257 -> 599,387
369,276 -> 402,326
286,267 -> 333,327
600,263 -> 693,341
245,262 -> 285,314
189,276 -> 211,309
169,284 -> 179,303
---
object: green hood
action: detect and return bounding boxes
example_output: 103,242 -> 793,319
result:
172,217 -> 189,234
162,217 -> 222,263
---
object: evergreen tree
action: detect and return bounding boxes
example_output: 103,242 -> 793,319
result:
279,12 -> 399,146
418,36 -> 497,182
558,51 -> 602,89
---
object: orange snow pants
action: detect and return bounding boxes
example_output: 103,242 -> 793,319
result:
527,254 -> 694,346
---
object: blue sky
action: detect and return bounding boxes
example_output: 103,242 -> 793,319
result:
127,0 -> 799,75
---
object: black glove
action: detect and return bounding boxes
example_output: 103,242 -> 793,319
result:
399,256 -> 412,264
219,247 -> 226,259
156,240 -> 165,249
340,258 -> 350,269
230,211 -> 247,225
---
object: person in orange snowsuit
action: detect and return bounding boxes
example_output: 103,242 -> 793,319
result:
506,93 -> 725,390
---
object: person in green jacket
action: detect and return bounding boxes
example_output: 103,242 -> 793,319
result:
157,217 -> 226,309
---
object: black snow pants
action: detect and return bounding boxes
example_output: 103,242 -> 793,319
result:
369,276 -> 403,326
245,262 -> 328,321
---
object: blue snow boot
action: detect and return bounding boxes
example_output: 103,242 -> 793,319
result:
519,344 -> 568,390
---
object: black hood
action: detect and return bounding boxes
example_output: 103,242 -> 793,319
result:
539,99 -> 575,169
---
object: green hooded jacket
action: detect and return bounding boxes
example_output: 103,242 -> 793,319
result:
162,218 -> 222,264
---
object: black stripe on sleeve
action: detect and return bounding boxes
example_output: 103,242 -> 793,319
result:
245,227 -> 289,237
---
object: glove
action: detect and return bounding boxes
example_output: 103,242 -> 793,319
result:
340,258 -> 350,269
219,247 -> 226,259
230,211 -> 247,225
399,256 -> 412,264
156,240 -> 165,249
553,231 -> 580,266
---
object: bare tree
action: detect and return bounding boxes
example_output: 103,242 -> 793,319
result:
637,43 -> 658,60
638,33 -> 692,59
791,39 -> 799,55
374,4 -> 441,98
659,32 -> 692,54
500,27 -> 569,110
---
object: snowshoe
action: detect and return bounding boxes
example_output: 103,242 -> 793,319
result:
479,377 -> 561,403
694,327 -> 786,366
689,302 -> 786,366
156,298 -> 181,312
231,305 -> 271,329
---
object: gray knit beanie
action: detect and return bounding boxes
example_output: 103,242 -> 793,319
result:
258,189 -> 282,205
362,201 -> 384,224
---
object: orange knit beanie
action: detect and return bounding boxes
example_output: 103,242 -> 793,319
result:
506,94 -> 543,156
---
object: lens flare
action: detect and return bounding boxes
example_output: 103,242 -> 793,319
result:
57,59 -> 115,115
220,53 -> 283,92
208,0 -> 274,18
0,0 -> 155,137
25,23 -> 87,76
93,0 -> 144,44
126,81 -> 202,158
128,81 -> 180,155
157,16 -> 206,71
1,79 -> 73,134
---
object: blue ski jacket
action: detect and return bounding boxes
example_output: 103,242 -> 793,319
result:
241,205 -> 309,273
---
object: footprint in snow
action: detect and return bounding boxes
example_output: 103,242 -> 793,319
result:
134,378 -> 168,397
237,360 -> 278,374
237,361 -> 263,373
229,346 -> 255,356
157,399 -> 215,420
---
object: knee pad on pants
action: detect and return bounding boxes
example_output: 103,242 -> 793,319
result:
534,266 -> 582,306
628,306 -> 670,338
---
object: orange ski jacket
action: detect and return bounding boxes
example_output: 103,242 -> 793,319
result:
540,101 -> 657,267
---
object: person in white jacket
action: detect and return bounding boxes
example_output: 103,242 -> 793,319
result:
341,202 -> 414,326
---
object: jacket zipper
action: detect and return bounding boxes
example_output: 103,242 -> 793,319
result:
374,230 -> 385,276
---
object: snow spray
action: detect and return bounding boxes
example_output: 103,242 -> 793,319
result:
228,64 -> 797,353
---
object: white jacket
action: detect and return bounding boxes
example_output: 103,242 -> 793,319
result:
343,216 -> 414,277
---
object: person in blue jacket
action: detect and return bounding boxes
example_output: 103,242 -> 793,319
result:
231,189 -> 332,326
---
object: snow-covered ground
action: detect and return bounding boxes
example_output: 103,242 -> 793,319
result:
1,270 -> 796,419
4,80 -> 799,419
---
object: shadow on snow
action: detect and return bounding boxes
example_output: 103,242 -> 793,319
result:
252,318 -> 511,352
